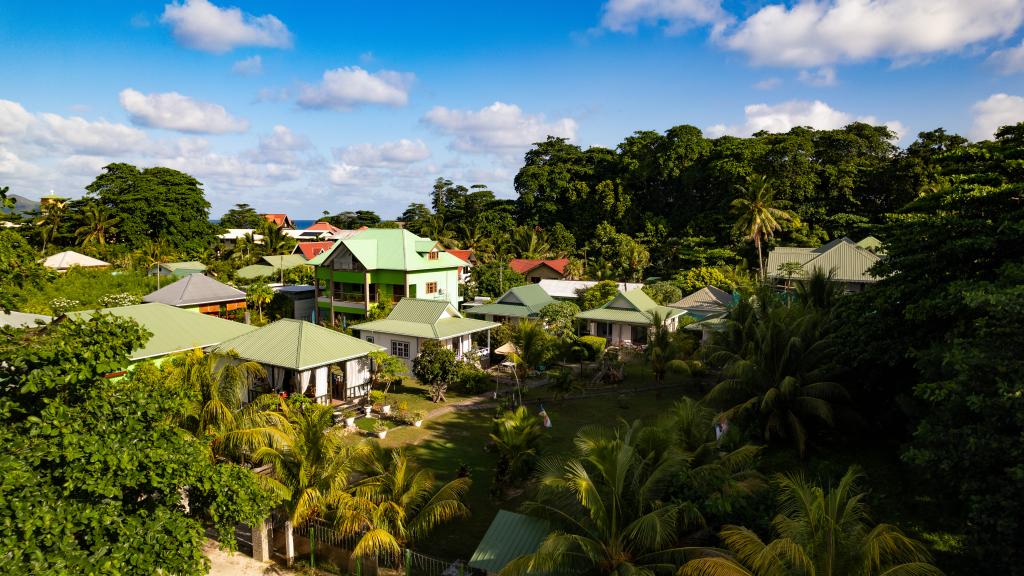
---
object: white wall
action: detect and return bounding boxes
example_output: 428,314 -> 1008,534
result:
358,330 -> 422,369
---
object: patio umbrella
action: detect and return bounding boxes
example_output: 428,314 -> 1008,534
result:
494,342 -> 519,356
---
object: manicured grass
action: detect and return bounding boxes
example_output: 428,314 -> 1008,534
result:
354,416 -> 397,432
406,383 -> 700,561
381,377 -> 474,414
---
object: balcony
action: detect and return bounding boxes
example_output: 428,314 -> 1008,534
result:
318,296 -> 367,311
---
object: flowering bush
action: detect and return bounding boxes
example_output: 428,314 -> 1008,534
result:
99,292 -> 141,307
49,298 -> 82,316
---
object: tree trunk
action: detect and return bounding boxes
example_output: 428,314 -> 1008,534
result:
285,520 -> 295,566
756,236 -> 764,279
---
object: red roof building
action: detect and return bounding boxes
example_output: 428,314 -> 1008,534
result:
304,221 -> 343,234
509,258 -> 570,283
446,249 -> 474,266
263,213 -> 295,229
294,241 -> 336,260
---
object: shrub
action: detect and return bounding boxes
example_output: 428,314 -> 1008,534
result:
369,390 -> 386,406
49,297 -> 82,316
457,364 -> 492,395
98,292 -> 141,307
578,335 -> 607,360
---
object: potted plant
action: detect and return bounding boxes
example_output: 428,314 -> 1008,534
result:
369,350 -> 405,417
369,389 -> 388,414
412,410 -> 425,427
343,409 -> 357,428
363,399 -> 372,417
373,420 -> 389,439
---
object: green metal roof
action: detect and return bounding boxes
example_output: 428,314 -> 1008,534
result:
214,318 -> 383,370
160,261 -> 207,272
235,264 -> 276,279
307,228 -> 464,271
765,237 -> 881,283
355,298 -> 499,340
468,510 -> 550,573
66,303 -> 256,361
465,284 -> 554,318
577,288 -> 686,325
260,254 -> 309,269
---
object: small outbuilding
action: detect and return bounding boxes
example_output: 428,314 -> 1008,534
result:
668,285 -> 734,319
40,250 -> 109,271
464,283 -> 555,323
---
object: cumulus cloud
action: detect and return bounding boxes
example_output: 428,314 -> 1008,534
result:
798,66 -> 837,86
969,93 -> 1024,140
705,100 -> 905,139
754,77 -> 782,90
422,102 -> 578,155
721,0 -> 1024,67
161,0 -> 292,53
600,0 -> 732,34
119,88 -> 249,134
232,55 -> 262,75
334,139 -> 431,167
296,66 -> 414,110
988,40 -> 1024,74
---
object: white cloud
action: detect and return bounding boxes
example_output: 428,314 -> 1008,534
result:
0,100 -> 35,137
36,113 -> 150,155
969,93 -> 1024,140
722,0 -> 1024,67
988,40 -> 1024,74
335,139 -> 431,167
0,147 -> 38,176
296,66 -> 414,110
119,88 -> 249,134
798,66 -> 837,86
161,0 -> 292,53
232,55 -> 262,75
600,0 -> 732,35
754,77 -> 782,90
705,100 -> 905,139
422,102 -> 578,155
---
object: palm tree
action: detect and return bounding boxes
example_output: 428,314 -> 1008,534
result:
646,311 -> 689,384
731,175 -> 793,278
165,349 -> 266,446
74,203 -> 119,246
457,223 -> 494,259
796,267 -> 843,312
259,222 -> 295,256
246,281 -> 274,322
509,320 -> 552,392
421,214 -> 456,247
706,300 -> 847,456
332,441 -> 470,564
678,468 -> 943,576
490,406 -> 545,488
142,239 -> 173,289
776,261 -> 805,300
36,200 -> 67,251
503,421 -> 703,576
250,401 -> 354,565
513,226 -> 552,259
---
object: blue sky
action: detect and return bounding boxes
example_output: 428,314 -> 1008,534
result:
1,0 -> 1023,218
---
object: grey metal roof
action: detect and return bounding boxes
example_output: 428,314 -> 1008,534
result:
142,273 -> 246,307
0,310 -> 52,328
669,285 -> 733,312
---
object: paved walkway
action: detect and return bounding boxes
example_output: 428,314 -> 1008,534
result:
206,540 -> 292,576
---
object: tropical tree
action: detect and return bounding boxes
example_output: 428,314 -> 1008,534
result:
249,400 -> 353,565
646,311 -> 696,384
332,441 -> 470,563
368,350 -> 406,403
503,421 -> 703,575
247,281 -> 274,322
706,294 -> 847,456
490,406 -> 545,488
259,221 -> 295,256
796,267 -> 842,312
420,214 -> 456,246
731,175 -> 793,278
142,239 -> 174,289
36,199 -> 67,250
412,340 -> 459,403
510,319 -> 554,377
74,202 -> 120,246
513,226 -> 552,259
538,301 -> 580,340
776,261 -> 805,297
678,468 -> 942,576
164,349 -> 266,446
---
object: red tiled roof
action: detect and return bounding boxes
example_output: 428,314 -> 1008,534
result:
509,258 -> 569,275
447,249 -> 474,265
305,221 -> 343,233
263,213 -> 290,227
296,241 -> 335,260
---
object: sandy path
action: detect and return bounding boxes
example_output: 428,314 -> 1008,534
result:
205,540 -> 293,576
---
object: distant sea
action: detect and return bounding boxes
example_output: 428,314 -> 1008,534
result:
210,219 -> 318,229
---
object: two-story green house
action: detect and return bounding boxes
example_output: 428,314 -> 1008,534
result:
308,228 -> 464,324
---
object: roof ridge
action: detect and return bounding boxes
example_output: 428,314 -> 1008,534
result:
295,319 -> 304,369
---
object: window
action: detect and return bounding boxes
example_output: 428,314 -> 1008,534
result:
391,340 -> 410,358
428,250 -> 439,260
426,281 -> 438,294
365,336 -> 374,344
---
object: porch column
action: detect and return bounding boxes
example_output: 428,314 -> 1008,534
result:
364,271 -> 371,311
251,517 -> 270,562
329,274 -> 336,325
284,520 -> 295,566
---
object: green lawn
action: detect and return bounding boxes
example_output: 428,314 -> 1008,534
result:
407,382 -> 698,561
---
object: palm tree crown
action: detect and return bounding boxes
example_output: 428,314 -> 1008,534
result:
731,176 -> 793,278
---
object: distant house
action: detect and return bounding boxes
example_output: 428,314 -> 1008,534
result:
0,310 -> 51,329
273,285 -> 317,322
284,222 -> 354,242
577,288 -> 686,346
148,261 -> 207,278
856,235 -> 885,255
468,510 -> 550,575
509,258 -> 570,283
464,283 -> 555,323
536,279 -> 644,301
217,228 -> 263,248
668,286 -> 734,319
293,241 -> 336,260
236,254 -> 310,281
446,248 -> 475,283
214,319 -> 383,404
765,237 -> 882,293
308,228 -> 465,324
40,250 -> 109,271
263,213 -> 295,229
354,298 -> 499,368
143,273 -> 247,317
65,303 -> 255,368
